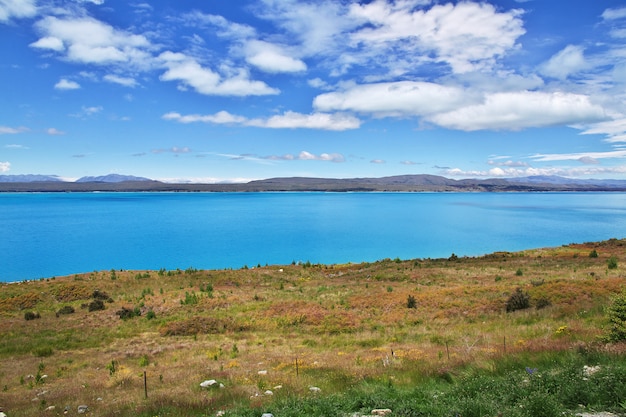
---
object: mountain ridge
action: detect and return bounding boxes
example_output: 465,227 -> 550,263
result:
2,173 -> 626,192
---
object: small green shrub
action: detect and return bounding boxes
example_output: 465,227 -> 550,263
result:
24,311 -> 41,321
515,268 -> 524,276
607,256 -> 618,270
56,305 -> 75,315
116,306 -> 141,320
88,299 -> 105,312
606,290 -> 626,342
589,249 -> 599,258
406,295 -> 417,309
146,309 -> 156,320
506,288 -> 530,312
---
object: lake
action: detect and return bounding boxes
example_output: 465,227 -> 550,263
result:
2,192 -> 626,282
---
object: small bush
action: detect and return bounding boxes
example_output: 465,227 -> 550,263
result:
116,306 -> 141,320
92,290 -> 113,303
515,268 -> 524,276
146,309 -> 156,320
589,249 -> 599,258
606,290 -> 626,342
88,299 -> 105,312
24,311 -> 41,321
406,295 -> 417,309
56,305 -> 75,315
535,297 -> 552,310
505,288 -> 530,312
607,256 -> 618,270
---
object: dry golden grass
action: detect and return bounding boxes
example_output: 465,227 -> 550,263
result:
0,239 -> 625,416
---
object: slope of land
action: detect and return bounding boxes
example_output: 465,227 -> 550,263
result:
2,174 -> 626,192
0,240 -> 625,416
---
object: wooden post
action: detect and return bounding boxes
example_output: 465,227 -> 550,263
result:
144,371 -> 148,399
445,341 -> 450,361
295,357 -> 299,377
503,336 -> 506,354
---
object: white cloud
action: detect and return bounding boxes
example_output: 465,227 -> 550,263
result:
159,51 -> 279,97
31,16 -> 153,68
54,78 -> 81,90
428,91 -> 607,131
0,0 -> 36,23
30,36 -> 64,51
248,111 -> 360,130
444,165 -> 626,178
530,149 -> 626,162
162,111 -> 247,124
348,1 -> 525,74
0,125 -> 28,134
602,7 -> 626,21
540,45 -> 588,80
581,118 -> 626,143
0,161 -> 10,172
244,40 -> 306,73
265,151 -> 345,163
313,81 -> 470,118
47,128 -> 65,135
163,110 -> 361,131
103,74 -> 138,87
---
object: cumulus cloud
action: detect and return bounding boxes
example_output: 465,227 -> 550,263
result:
602,7 -> 626,21
530,149 -> 626,162
244,40 -> 306,73
313,81 -> 470,118
348,1 -> 525,74
159,51 -> 279,96
31,16 -> 153,68
0,0 -> 36,23
443,165 -> 626,178
428,91 -> 607,131
0,161 -> 10,172
540,45 -> 588,80
163,110 -> 361,131
54,78 -> 81,90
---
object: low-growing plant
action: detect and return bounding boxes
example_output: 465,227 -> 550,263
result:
607,255 -> 618,270
506,288 -> 530,312
56,305 -> 75,315
87,299 -> 105,312
606,289 -> 626,342
406,294 -> 417,309
24,311 -> 41,321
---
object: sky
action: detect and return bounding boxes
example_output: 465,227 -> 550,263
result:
2,0 -> 626,183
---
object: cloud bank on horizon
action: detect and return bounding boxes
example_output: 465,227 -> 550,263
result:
2,0 -> 626,182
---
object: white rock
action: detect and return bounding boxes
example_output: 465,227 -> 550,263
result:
77,405 -> 88,414
0,412 -> 7,417
258,370 -> 268,375
582,365 -> 601,377
216,411 -> 225,417
372,409 -> 393,416
309,386 -> 321,393
200,379 -> 218,388
261,414 -> 274,417
46,405 -> 56,411
264,390 -> 273,396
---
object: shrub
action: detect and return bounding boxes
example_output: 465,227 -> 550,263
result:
56,305 -> 75,315
535,297 -> 552,310
92,290 -> 113,303
607,256 -> 618,270
589,249 -> 599,258
606,290 -> 626,342
88,299 -> 105,312
24,311 -> 41,321
116,306 -> 141,320
505,288 -> 530,312
515,268 -> 523,276
406,295 -> 417,309
146,309 -> 156,320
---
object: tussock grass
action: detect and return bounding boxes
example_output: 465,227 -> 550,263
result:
0,239 -> 625,416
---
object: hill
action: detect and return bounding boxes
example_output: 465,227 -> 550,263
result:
2,173 -> 626,192
0,239 -> 625,416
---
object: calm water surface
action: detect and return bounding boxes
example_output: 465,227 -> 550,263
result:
2,192 -> 626,282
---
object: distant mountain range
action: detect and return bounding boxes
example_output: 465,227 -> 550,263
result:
2,173 -> 626,192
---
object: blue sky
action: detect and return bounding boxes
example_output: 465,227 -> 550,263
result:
2,0 -> 626,182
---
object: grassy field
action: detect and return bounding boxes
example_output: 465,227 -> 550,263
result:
1,239 -> 625,416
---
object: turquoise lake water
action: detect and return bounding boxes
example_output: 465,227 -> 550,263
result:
2,192 -> 626,282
